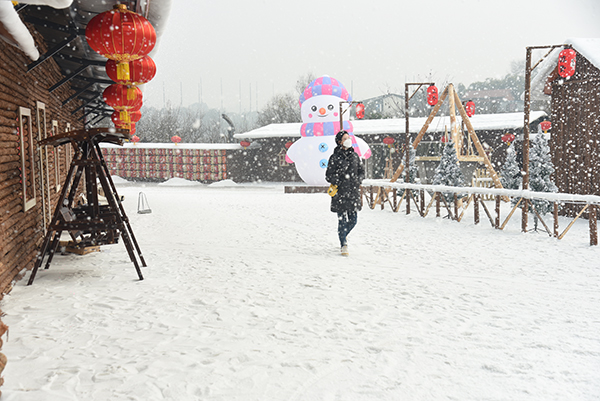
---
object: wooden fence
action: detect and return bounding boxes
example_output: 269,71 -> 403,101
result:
361,180 -> 600,246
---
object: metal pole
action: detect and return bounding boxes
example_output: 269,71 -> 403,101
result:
522,47 -> 533,232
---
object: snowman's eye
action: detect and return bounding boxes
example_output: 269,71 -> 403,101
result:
328,104 -> 334,110
311,105 -> 317,112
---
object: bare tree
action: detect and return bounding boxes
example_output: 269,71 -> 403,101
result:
295,72 -> 316,96
256,93 -> 301,127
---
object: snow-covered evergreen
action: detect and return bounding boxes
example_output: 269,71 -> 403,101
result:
500,145 -> 522,190
432,141 -> 465,202
528,133 -> 558,216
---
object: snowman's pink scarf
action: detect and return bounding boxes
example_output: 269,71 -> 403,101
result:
300,121 -> 353,138
294,120 -> 366,158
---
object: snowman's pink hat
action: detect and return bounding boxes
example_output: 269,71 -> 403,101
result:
299,75 -> 352,106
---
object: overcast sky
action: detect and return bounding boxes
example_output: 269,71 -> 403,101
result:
142,0 -> 600,113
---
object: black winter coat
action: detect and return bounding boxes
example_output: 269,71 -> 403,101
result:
325,145 -> 365,213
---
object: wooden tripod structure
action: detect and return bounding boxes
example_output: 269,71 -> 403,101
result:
375,84 -> 503,208
27,128 -> 146,285
391,83 -> 503,189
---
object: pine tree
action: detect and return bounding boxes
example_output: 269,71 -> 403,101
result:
401,144 -> 418,183
432,141 -> 466,202
500,145 -> 522,190
528,133 -> 557,222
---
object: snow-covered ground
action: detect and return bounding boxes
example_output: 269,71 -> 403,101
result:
2,179 -> 600,401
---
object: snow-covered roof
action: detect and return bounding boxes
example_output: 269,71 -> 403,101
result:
530,38 -> 600,101
234,111 -> 547,140
0,1 -> 73,60
100,142 -> 244,150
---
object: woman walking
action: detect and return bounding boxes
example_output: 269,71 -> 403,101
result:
326,130 -> 365,256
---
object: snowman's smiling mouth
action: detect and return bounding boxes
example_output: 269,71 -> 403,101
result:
318,114 -> 328,118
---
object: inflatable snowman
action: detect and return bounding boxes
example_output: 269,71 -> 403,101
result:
286,76 -> 371,186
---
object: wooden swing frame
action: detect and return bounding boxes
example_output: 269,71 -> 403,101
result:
27,128 -> 146,285
371,83 -> 505,208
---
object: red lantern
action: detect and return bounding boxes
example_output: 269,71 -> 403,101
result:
427,85 -> 438,106
106,56 -> 157,85
441,135 -> 448,143
383,136 -> 395,147
540,120 -> 551,133
465,100 -> 475,117
129,101 -> 143,112
501,133 -> 515,145
103,84 -> 143,111
129,110 -> 142,123
171,135 -> 182,144
356,103 -> 365,119
85,4 -> 156,81
558,48 -> 576,78
284,141 -> 293,149
240,140 -> 251,149
131,135 -> 140,143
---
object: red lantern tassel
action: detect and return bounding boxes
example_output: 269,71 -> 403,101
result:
120,111 -> 131,123
117,61 -> 131,81
127,86 -> 137,101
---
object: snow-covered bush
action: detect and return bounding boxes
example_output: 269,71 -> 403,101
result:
432,141 -> 466,202
528,133 -> 558,217
500,144 -> 522,190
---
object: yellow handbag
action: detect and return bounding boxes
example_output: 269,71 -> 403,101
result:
327,184 -> 338,197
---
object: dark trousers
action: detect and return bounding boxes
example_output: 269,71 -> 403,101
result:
337,211 -> 357,247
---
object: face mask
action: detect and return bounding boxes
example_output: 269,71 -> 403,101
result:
343,138 -> 353,149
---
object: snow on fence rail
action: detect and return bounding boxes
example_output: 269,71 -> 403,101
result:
361,179 -> 600,246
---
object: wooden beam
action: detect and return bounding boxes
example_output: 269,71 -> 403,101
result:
447,84 -> 461,155
453,90 -> 504,191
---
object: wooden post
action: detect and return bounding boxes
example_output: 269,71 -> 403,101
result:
436,193 -> 440,217
590,204 -> 598,246
405,84 -> 410,188
522,199 -> 529,232
495,195 -> 501,229
522,47 -> 533,232
553,202 -> 559,237
454,193 -> 458,221
474,194 -> 480,225
403,83 -> 431,211
420,189 -> 425,213
447,84 -> 460,155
